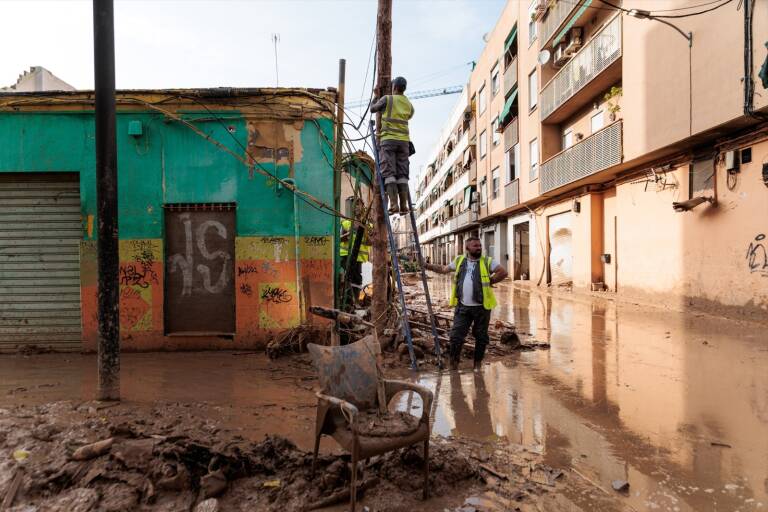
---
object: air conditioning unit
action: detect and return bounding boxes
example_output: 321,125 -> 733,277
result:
463,111 -> 472,122
564,27 -> 583,56
553,42 -> 569,67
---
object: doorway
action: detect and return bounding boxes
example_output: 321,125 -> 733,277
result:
513,222 -> 530,280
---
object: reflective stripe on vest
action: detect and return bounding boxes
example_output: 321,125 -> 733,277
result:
340,219 -> 371,262
448,255 -> 497,310
381,95 -> 413,142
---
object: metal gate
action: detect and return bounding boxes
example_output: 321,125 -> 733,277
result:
0,174 -> 82,352
548,211 -> 573,285
164,205 -> 236,336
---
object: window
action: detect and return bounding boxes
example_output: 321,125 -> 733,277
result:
479,130 -> 487,158
528,0 -> 538,45
478,85 -> 487,114
480,178 -> 488,204
529,138 -> 539,181
562,129 -> 573,150
528,69 -> 538,111
591,111 -> 605,133
506,143 -> 520,182
689,158 -> 715,199
504,24 -> 518,66
491,63 -> 500,97
492,117 -> 501,146
492,167 -> 500,199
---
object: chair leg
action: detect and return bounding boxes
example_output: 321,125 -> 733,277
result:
350,445 -> 359,512
311,434 -> 321,479
422,439 -> 430,500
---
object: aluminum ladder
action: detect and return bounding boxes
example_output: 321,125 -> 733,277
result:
369,120 -> 442,370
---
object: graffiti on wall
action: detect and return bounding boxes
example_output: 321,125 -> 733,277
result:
746,234 -> 768,277
260,285 -> 293,304
169,213 -> 232,296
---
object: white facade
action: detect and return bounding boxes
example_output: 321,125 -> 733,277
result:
2,67 -> 75,92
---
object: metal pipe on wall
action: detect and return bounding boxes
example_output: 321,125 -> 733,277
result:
93,0 -> 120,401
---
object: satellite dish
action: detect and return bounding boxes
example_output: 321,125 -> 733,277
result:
482,33 -> 490,43
537,49 -> 551,65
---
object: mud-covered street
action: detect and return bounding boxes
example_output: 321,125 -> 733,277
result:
1,276 -> 767,511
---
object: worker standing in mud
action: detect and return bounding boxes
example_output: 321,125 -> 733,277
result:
370,76 -> 414,215
425,237 -> 507,370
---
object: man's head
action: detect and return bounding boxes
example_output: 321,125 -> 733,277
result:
392,76 -> 407,94
465,237 -> 483,259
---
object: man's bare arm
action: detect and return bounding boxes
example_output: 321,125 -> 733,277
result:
424,263 -> 452,274
490,265 -> 508,285
369,97 -> 387,114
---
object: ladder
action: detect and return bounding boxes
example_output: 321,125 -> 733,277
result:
369,120 -> 442,370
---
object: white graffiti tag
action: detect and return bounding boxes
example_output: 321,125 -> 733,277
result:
196,220 -> 231,293
168,213 -> 231,296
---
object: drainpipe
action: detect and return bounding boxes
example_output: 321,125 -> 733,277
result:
283,178 -> 304,323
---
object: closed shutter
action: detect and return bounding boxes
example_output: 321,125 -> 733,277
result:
0,174 -> 82,352
548,211 -> 573,285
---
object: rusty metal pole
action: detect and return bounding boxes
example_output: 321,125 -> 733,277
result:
371,0 -> 392,336
93,0 -> 120,401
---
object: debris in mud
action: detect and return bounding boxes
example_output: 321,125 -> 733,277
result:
611,479 -> 630,493
266,325 -> 329,359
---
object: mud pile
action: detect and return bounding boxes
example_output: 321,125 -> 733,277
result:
0,401 -> 483,511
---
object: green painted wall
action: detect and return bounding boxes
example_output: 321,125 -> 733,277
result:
0,111 -> 335,240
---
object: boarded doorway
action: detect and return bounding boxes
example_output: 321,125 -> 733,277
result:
164,205 -> 235,336
548,212 -> 573,285
513,222 -> 530,280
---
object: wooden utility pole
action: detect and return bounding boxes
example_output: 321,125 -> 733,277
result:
371,0 -> 392,335
93,0 -> 120,400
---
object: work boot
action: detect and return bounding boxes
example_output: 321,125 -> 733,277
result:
397,184 -> 410,214
386,184 -> 399,215
473,359 -> 483,371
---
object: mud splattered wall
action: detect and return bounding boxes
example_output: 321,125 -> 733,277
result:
0,97 -> 336,351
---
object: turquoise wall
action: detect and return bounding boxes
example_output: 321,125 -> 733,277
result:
0,111 -> 336,239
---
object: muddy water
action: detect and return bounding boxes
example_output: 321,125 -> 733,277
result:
400,276 -> 768,511
1,278 -> 767,511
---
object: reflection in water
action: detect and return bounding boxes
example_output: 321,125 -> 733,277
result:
414,275 -> 768,511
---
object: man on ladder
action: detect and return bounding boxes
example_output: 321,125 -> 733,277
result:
425,237 -> 508,371
370,76 -> 414,215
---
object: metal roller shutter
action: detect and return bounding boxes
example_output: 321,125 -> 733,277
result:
548,211 -> 573,286
0,174 -> 82,352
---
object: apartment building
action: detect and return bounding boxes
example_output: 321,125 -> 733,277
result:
418,0 -> 768,319
414,88 -> 480,265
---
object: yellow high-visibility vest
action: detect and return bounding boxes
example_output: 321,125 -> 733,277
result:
380,94 -> 414,142
448,255 -> 497,310
340,219 -> 371,263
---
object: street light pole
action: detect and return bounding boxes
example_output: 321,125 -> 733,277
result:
93,0 -> 120,401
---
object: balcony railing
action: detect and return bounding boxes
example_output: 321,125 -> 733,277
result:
456,209 -> 479,228
540,121 -> 622,194
503,117 -> 519,152
539,0 -> 582,48
540,15 -> 622,120
504,178 -> 519,209
503,58 -> 517,96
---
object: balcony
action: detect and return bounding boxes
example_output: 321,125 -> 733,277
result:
540,15 -> 622,123
504,178 -> 519,209
456,209 -> 479,229
503,117 -> 519,152
539,0 -> 584,48
503,58 -> 517,96
540,121 -> 622,194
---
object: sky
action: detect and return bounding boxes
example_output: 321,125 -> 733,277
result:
0,0 -> 506,182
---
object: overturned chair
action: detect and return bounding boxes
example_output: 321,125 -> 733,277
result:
308,336 -> 433,511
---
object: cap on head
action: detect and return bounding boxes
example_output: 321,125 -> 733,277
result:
392,76 -> 407,91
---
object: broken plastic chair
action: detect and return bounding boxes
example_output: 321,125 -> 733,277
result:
307,335 -> 433,512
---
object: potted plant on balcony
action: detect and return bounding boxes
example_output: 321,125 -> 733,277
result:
604,86 -> 622,121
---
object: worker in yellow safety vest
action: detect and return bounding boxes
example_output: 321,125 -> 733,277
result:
425,236 -> 508,371
370,76 -> 414,216
340,209 -> 371,302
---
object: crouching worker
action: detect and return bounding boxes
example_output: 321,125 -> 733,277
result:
425,237 -> 508,370
371,76 -> 414,215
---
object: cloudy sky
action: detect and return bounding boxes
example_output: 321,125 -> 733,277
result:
1,0 -> 505,179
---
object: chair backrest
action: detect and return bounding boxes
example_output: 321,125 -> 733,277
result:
307,335 -> 381,411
